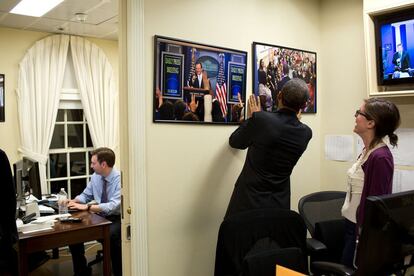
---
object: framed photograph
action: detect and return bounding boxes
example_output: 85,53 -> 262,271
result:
154,35 -> 248,124
252,42 -> 317,113
0,74 -> 4,122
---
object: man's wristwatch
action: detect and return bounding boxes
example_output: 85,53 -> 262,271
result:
87,204 -> 91,211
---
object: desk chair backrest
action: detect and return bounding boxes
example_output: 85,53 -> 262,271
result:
298,191 -> 346,264
215,208 -> 308,276
298,191 -> 346,237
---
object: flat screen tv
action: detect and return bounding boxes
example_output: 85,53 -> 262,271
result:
375,7 -> 414,85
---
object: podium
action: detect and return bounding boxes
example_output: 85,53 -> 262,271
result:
182,87 -> 212,122
183,86 -> 210,102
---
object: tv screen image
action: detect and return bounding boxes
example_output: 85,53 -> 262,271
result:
154,36 -> 247,124
375,7 -> 414,85
252,42 -> 317,113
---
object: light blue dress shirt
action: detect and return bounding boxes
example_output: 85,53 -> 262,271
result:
75,168 -> 121,216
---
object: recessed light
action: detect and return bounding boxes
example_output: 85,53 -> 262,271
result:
10,0 -> 64,17
75,13 -> 87,23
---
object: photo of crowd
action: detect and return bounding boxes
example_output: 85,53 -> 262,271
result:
253,42 -> 317,113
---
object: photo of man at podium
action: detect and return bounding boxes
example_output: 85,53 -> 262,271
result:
186,62 -> 224,122
189,62 -> 209,89
153,36 -> 248,124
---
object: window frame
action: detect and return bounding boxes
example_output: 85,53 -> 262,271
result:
46,89 -> 93,198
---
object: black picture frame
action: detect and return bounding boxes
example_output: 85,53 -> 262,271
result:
154,35 -> 248,124
0,74 -> 4,122
252,42 -> 317,113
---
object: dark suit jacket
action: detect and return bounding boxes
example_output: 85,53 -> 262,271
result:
0,149 -> 18,272
392,50 -> 410,71
189,74 -> 204,88
225,109 -> 312,218
215,208 -> 308,276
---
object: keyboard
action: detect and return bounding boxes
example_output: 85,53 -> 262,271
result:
41,202 -> 78,213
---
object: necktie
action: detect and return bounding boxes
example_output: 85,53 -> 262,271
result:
101,178 -> 108,203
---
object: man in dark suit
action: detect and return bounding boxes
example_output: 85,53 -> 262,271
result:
189,62 -> 213,121
225,78 -> 312,218
0,149 -> 18,275
189,62 -> 205,88
392,43 -> 410,72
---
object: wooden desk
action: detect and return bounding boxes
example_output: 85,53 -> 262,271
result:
18,211 -> 112,276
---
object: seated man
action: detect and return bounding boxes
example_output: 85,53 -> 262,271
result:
68,147 -> 122,276
189,62 -> 213,121
392,43 -> 410,72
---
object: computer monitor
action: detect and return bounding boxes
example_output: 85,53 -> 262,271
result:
356,190 -> 414,275
13,157 -> 42,202
13,160 -> 24,204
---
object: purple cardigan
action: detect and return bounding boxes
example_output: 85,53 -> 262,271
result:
357,146 -> 394,228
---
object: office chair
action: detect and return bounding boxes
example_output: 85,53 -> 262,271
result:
298,191 -> 346,274
214,208 -> 308,276
309,191 -> 414,276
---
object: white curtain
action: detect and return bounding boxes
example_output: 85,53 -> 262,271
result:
70,36 -> 119,151
16,35 -> 69,193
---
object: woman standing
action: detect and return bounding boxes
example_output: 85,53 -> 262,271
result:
341,98 -> 401,267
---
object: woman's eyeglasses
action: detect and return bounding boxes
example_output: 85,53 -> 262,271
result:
355,109 -> 371,120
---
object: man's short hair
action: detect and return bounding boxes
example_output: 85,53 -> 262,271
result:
280,78 -> 309,112
91,147 -> 115,167
195,62 -> 202,68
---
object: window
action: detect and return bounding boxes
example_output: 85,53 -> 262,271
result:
47,108 -> 93,198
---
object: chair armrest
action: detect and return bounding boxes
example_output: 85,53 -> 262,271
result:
306,237 -> 327,253
311,261 -> 355,276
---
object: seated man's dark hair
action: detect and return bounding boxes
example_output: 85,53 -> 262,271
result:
91,147 -> 116,167
280,78 -> 309,112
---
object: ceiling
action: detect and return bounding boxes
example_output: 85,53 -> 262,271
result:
0,0 -> 118,40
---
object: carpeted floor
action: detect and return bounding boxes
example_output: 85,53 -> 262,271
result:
30,243 -> 103,276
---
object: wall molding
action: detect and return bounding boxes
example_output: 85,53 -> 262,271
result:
126,0 -> 148,275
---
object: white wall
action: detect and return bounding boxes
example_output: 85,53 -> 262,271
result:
319,0 -> 367,190
144,1 -> 322,275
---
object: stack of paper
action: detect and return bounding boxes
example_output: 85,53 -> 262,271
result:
17,220 -> 54,234
16,214 -> 71,234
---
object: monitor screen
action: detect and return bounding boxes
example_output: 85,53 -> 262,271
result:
356,190 -> 414,275
24,157 -> 41,200
13,160 -> 24,202
375,8 -> 414,85
14,157 -> 42,201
